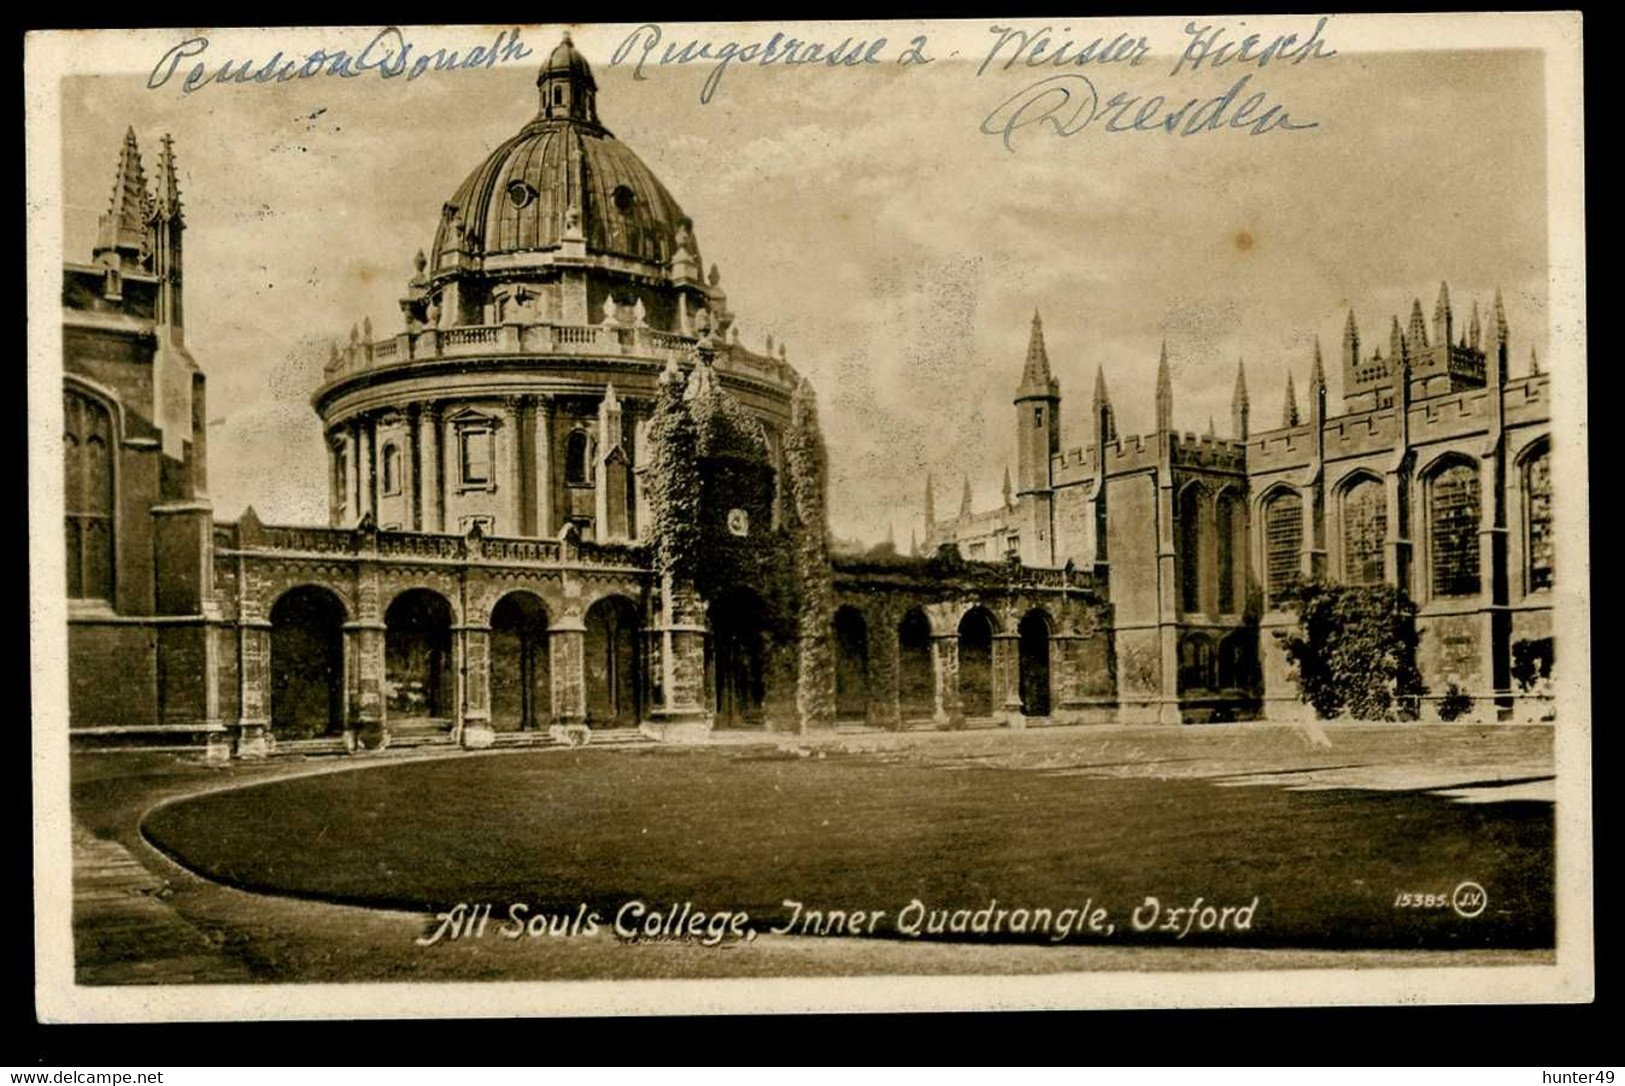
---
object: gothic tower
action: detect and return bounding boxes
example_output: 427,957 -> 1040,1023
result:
1014,310 -> 1060,565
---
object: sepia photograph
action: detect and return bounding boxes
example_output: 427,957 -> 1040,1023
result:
26,15 -> 1590,1020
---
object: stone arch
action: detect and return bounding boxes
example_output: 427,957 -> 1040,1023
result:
832,604 -> 870,722
1420,452 -> 1481,599
1335,469 -> 1387,586
384,587 -> 456,726
1257,482 -> 1304,606
490,589 -> 551,732
380,581 -> 462,626
269,584 -> 347,740
1176,480 -> 1211,614
1213,484 -> 1244,615
1017,607 -> 1053,717
1518,437 -> 1553,593
958,605 -> 997,717
897,605 -> 934,723
585,593 -> 642,727
1179,631 -> 1217,693
1217,628 -> 1259,690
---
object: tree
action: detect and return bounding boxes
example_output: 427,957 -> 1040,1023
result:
783,377 -> 835,732
1277,581 -> 1425,720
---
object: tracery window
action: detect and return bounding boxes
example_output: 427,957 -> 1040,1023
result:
1216,491 -> 1238,614
1525,445 -> 1553,592
1264,490 -> 1303,606
1342,477 -> 1387,586
1430,462 -> 1480,598
1179,486 -> 1205,613
64,391 -> 114,602
1179,634 -> 1215,692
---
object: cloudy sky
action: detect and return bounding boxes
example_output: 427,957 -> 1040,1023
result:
56,20 -> 1550,545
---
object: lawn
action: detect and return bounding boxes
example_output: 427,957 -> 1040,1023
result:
140,742 -> 1553,951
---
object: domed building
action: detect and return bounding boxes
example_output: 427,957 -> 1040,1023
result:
314,32 -> 797,545
58,34 -> 1116,760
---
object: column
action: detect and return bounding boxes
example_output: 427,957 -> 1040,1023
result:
930,632 -> 963,729
549,616 -> 588,730
346,564 -> 387,749
993,631 -> 1023,728
1155,464 -> 1181,724
442,410 -> 459,532
421,402 -> 443,532
236,617 -> 272,757
536,396 -> 555,538
459,622 -> 494,748
348,419 -> 363,518
641,574 -> 713,741
500,396 -> 522,535
867,604 -> 902,731
362,414 -> 379,522
408,404 -> 423,531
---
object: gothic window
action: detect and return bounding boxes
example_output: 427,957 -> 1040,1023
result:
459,428 -> 492,486
1006,535 -> 1020,558
1179,486 -> 1205,613
1430,462 -> 1480,598
1342,477 -> 1387,586
64,390 -> 114,602
1216,491 -> 1238,615
1525,445 -> 1553,592
381,443 -> 401,495
566,429 -> 590,486
1264,490 -> 1303,606
1179,634 -> 1215,692
1034,407 -> 1044,428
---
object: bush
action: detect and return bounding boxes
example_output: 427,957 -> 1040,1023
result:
1511,637 -> 1554,692
1276,581 -> 1425,720
1437,682 -> 1473,722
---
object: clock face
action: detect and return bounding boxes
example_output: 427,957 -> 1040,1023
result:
727,508 -> 750,537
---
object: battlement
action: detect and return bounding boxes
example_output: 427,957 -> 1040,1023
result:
1170,431 -> 1248,470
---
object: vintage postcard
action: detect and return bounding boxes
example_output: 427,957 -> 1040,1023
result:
27,15 -> 1590,1020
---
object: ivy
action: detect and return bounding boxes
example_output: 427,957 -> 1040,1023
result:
1276,581 -> 1426,721
644,363 -> 702,581
783,377 -> 836,732
1511,637 -> 1554,692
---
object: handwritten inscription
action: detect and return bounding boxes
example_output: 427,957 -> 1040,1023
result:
147,27 -> 533,94
980,73 -> 1317,151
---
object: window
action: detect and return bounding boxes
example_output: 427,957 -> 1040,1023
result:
1006,535 -> 1020,558
334,445 -> 348,506
1525,446 -> 1553,592
612,184 -> 635,214
1216,491 -> 1238,615
1264,490 -> 1303,606
459,428 -> 492,486
381,443 -> 401,495
552,85 -> 564,107
1033,407 -> 1044,428
968,542 -> 987,560
1180,635 -> 1215,692
64,391 -> 114,601
1342,477 -> 1387,586
566,429 -> 590,486
1430,462 -> 1480,598
1179,486 -> 1205,613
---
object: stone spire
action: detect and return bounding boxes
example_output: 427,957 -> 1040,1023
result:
960,474 -> 973,517
1407,297 -> 1429,350
1469,300 -> 1482,351
94,126 -> 149,268
1493,288 -> 1510,345
923,472 -> 935,528
1341,310 -> 1360,374
1002,465 -> 1013,508
1093,365 -> 1117,445
1155,339 -> 1173,433
1432,281 -> 1453,348
1232,357 -> 1250,441
1389,315 -> 1404,364
1282,371 -> 1301,428
1206,415 -> 1216,437
1530,345 -> 1540,375
909,526 -> 919,557
149,133 -> 185,335
1017,309 -> 1057,397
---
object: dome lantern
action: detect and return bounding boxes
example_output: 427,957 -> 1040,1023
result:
537,31 -> 598,126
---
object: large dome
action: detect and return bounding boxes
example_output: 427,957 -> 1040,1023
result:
430,120 -> 690,273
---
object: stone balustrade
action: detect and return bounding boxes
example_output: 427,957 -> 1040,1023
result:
317,320 -> 798,391
219,517 -> 649,570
